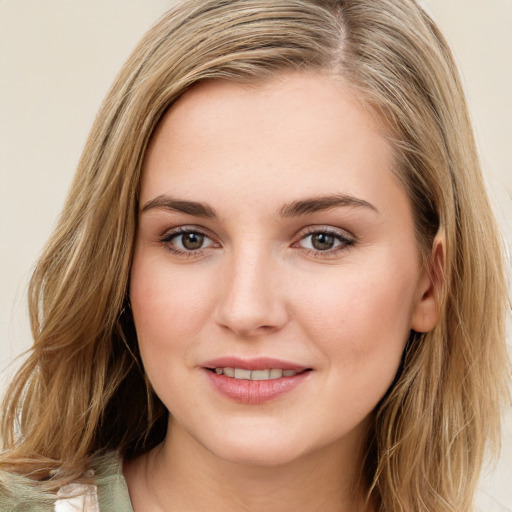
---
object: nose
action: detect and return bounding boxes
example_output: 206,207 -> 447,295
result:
214,249 -> 289,338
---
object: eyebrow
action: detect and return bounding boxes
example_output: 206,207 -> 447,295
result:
279,194 -> 378,217
141,193 -> 378,218
141,195 -> 218,218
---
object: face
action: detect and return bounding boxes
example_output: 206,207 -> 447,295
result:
130,73 -> 437,467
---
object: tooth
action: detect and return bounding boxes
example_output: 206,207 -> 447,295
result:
283,370 -> 298,377
223,367 -> 235,377
234,368 -> 252,380
269,369 -> 283,379
215,368 -> 223,374
251,369 -> 270,381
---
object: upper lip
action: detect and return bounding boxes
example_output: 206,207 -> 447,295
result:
202,357 -> 310,372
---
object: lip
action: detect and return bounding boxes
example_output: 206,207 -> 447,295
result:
201,357 -> 312,405
202,357 -> 308,372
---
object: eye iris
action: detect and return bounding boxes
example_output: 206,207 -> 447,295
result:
182,232 -> 204,250
311,233 -> 335,251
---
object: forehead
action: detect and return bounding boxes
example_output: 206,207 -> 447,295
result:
148,72 -> 389,155
140,72 -> 402,218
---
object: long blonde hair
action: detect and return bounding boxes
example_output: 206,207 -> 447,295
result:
1,1 -> 509,510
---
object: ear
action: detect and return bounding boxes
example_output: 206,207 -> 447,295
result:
411,234 -> 445,333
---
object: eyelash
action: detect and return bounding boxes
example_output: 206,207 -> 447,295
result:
159,226 -> 218,258
158,226 -> 355,259
294,227 -> 355,258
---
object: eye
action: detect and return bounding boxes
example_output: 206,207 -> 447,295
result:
160,227 -> 217,254
296,228 -> 355,255
175,232 -> 209,251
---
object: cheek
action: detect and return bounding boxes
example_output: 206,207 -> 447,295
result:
297,268 -> 415,430
293,254 -> 418,382
129,252 -> 215,365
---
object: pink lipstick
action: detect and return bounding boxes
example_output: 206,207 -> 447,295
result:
202,357 -> 312,404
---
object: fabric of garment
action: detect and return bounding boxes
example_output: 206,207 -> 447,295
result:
0,453 -> 133,512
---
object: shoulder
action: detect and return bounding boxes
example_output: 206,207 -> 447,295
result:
0,470 -> 54,511
0,481 -> 99,512
54,472 -> 99,512
0,452 -> 130,512
92,452 -> 133,511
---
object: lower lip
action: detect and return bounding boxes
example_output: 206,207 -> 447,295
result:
204,370 -> 311,405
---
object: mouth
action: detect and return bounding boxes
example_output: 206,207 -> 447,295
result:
205,367 -> 311,380
202,358 -> 313,404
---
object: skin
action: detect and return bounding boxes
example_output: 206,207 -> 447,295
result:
125,72 -> 439,511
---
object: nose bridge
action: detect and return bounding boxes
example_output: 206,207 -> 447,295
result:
215,241 -> 287,336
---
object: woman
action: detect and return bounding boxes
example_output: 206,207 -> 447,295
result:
0,0 -> 509,510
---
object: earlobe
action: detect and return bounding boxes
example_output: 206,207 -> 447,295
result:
411,234 -> 445,333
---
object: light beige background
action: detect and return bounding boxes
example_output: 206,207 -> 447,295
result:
1,1 -> 510,509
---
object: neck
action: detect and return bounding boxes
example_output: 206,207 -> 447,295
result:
125,420 -> 373,512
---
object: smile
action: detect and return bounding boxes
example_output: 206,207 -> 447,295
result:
211,368 -> 301,380
202,359 -> 312,404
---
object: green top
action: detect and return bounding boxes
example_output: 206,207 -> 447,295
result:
0,452 -> 134,511
92,453 -> 134,512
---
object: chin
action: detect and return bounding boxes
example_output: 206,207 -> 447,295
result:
209,439 -> 306,468
192,418 -> 313,467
